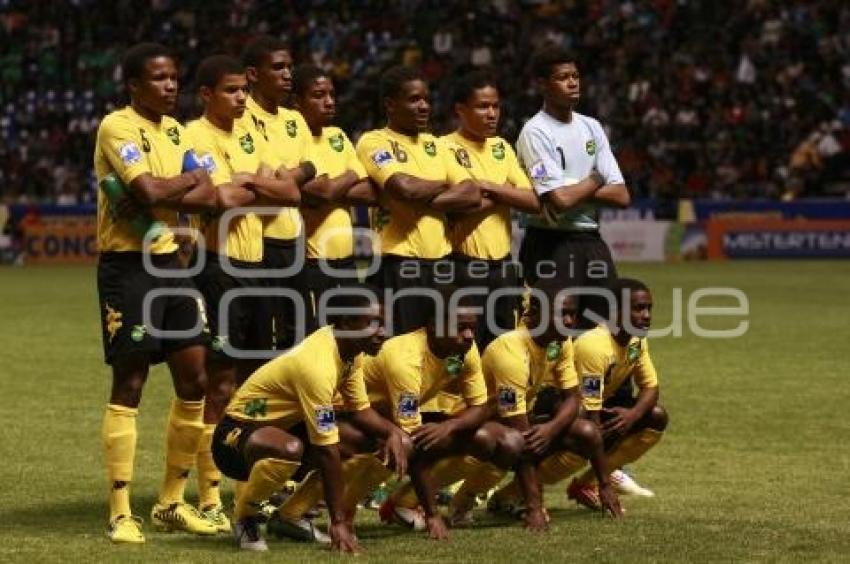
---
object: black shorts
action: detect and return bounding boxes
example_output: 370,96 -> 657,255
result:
212,416 -> 309,481
97,251 -> 207,365
367,254 -> 452,335
519,227 -> 617,328
452,253 -> 521,351
263,237 -> 307,350
302,256 -> 359,333
193,252 -> 272,358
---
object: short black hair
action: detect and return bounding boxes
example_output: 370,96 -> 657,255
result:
293,64 -> 329,97
195,55 -> 245,90
531,47 -> 579,80
122,42 -> 173,85
610,278 -> 651,308
324,284 -> 381,326
241,35 -> 291,68
380,65 -> 424,102
451,69 -> 499,106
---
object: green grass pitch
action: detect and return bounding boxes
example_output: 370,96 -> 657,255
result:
1,261 -> 849,562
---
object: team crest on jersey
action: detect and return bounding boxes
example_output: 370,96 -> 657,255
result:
581,374 -> 602,399
119,142 -> 142,165
243,398 -> 268,418
627,341 -> 641,363
423,141 -> 437,156
454,148 -> 472,168
529,160 -> 548,181
398,392 -> 419,420
104,303 -> 123,343
239,133 -> 255,154
166,126 -> 180,145
316,406 -> 337,433
371,149 -> 393,168
491,141 -> 505,160
585,140 -> 596,156
285,119 -> 297,137
498,386 -> 518,412
373,207 -> 390,231
329,133 -> 345,152
445,354 -> 463,377
545,341 -> 561,361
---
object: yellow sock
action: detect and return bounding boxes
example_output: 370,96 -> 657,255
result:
102,404 -> 138,520
575,428 -> 663,485
450,459 -> 506,512
395,455 -> 470,509
159,399 -> 205,504
278,470 -> 322,521
538,450 -> 586,485
235,458 -> 300,520
196,424 -> 222,509
342,454 -> 392,511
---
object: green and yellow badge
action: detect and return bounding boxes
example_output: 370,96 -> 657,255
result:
243,398 -> 268,418
329,133 -> 345,152
491,141 -> 505,160
454,148 -> 472,168
545,341 -> 561,361
445,354 -> 463,377
374,207 -> 390,231
165,126 -> 180,145
627,341 -> 640,363
239,133 -> 255,154
285,120 -> 297,138
423,141 -> 437,156
585,139 -> 596,156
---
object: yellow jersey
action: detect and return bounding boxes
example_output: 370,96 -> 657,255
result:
94,106 -> 189,254
226,326 -> 370,445
355,128 -> 471,259
240,96 -> 308,241
573,325 -> 659,411
441,132 -> 531,260
359,328 -> 487,433
482,328 -> 578,418
185,116 -> 266,263
302,126 -> 367,259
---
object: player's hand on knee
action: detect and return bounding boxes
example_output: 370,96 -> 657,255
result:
381,429 -> 409,479
598,482 -> 624,519
412,422 -> 454,452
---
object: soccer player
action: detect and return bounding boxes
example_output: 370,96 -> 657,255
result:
463,279 -> 622,529
567,278 -> 668,508
442,70 -> 540,350
240,35 -> 313,349
292,64 -> 377,331
185,54 -> 310,532
94,43 -> 219,543
210,288 -> 394,552
363,287 -> 524,539
516,47 -> 631,328
355,65 -> 481,335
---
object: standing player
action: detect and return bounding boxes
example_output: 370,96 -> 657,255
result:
186,55 -> 308,532
355,65 -> 481,335
240,36 -> 313,349
516,47 -> 631,327
567,278 -> 668,508
94,43 -> 219,543
292,64 -> 377,330
442,70 -> 539,350
211,289 -> 388,552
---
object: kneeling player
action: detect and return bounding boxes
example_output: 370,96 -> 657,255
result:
469,281 -> 622,529
365,288 -> 524,539
567,277 -> 668,509
211,288 -> 401,552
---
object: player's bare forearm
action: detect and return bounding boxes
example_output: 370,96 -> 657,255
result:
547,388 -> 580,436
129,170 -> 210,208
429,180 -> 481,212
250,174 -> 302,206
593,183 -> 631,208
630,386 -> 659,421
344,179 -> 378,205
385,173 -> 447,201
545,177 -> 600,212
409,456 -> 440,517
449,195 -> 497,218
349,407 -> 397,440
445,404 -> 488,433
276,161 -> 317,188
486,183 -> 541,213
216,182 -> 257,209
314,444 -> 348,525
173,172 -> 219,212
303,170 -> 358,202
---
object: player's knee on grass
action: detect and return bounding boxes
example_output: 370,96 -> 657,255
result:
643,404 -> 668,432
244,427 -> 304,466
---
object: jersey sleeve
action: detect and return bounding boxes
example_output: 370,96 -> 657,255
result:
294,362 -> 340,446
97,116 -> 152,184
483,341 -> 531,418
186,126 -> 231,187
338,356 -> 372,412
342,132 -> 368,180
438,138 -> 472,185
355,132 -> 407,188
516,126 -> 570,195
553,338 -> 579,390
459,344 -> 488,408
504,143 -> 532,190
374,348 -> 422,433
633,339 -> 659,390
573,337 -> 610,411
590,120 -> 625,185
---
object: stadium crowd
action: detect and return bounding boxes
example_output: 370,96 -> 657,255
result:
1,0 -> 849,205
